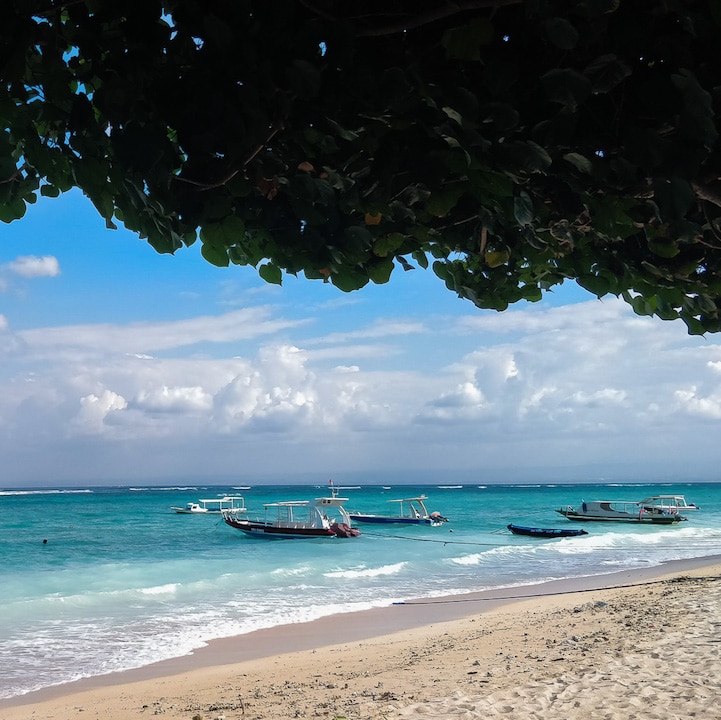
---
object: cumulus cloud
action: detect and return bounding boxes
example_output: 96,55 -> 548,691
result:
134,385 -> 212,414
5,255 -> 61,278
2,297 -> 721,484
74,389 -> 128,434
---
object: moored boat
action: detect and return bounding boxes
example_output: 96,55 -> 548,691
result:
348,495 -> 448,525
171,496 -> 247,514
222,490 -> 360,539
557,500 -> 685,524
507,523 -> 588,538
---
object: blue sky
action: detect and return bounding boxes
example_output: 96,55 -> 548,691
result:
1,190 -> 720,487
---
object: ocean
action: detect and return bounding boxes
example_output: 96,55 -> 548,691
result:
2,481 -> 721,699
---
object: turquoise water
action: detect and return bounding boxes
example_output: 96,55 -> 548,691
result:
2,481 -> 721,699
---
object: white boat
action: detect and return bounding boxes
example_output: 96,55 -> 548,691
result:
222,491 -> 359,539
348,495 -> 449,525
171,496 -> 247,514
556,499 -> 685,524
639,495 -> 699,513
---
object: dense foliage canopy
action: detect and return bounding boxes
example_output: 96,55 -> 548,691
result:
2,0 -> 721,332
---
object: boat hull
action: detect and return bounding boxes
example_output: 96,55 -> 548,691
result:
224,517 -> 337,538
507,524 -> 588,538
223,516 -> 359,539
556,509 -> 681,524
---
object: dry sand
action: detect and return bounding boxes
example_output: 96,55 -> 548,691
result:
2,559 -> 721,720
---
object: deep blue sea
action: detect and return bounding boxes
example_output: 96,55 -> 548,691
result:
2,481 -> 721,699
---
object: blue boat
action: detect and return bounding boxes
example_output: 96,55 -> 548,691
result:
348,495 -> 449,525
507,523 -> 588,538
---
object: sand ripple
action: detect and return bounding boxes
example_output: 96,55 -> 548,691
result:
397,575 -> 721,720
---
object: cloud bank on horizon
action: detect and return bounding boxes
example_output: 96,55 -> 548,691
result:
1,240 -> 720,486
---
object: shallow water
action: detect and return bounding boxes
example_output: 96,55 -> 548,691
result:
1,481 -> 720,698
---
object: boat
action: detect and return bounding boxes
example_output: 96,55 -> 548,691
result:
171,496 -> 247,514
507,523 -> 588,538
639,495 -> 699,513
348,495 -> 449,525
556,500 -> 685,524
222,491 -> 360,539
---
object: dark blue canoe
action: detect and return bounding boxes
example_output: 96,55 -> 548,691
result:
507,523 -> 588,538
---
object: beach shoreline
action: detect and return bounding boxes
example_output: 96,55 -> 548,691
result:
3,553 -> 721,719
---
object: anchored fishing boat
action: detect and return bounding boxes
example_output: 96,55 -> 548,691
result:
171,496 -> 247,514
507,523 -> 588,538
556,499 -> 685,524
348,495 -> 448,525
222,489 -> 359,539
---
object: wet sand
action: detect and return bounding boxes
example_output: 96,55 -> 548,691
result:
3,556 -> 721,720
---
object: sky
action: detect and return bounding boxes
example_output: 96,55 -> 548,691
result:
1,189 -> 720,488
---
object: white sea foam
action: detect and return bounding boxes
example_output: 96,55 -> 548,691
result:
324,562 -> 406,579
271,564 -> 313,577
0,488 -> 92,495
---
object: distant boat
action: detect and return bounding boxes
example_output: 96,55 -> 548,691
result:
171,496 -> 247,514
348,495 -> 448,525
222,490 -> 359,539
556,499 -> 685,524
507,523 -> 588,538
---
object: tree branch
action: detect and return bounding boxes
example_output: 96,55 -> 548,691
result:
355,0 -> 522,37
693,181 -> 721,210
172,127 -> 281,191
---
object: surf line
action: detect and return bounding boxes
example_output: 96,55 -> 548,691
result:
392,575 -> 721,605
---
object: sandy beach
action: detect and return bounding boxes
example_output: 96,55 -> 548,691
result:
3,557 -> 721,720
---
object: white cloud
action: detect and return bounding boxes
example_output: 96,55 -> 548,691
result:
6,255 -> 61,278
673,387 -> 721,419
15,307 -> 304,355
134,385 -> 212,413
2,297 -> 721,484
74,389 -> 128,434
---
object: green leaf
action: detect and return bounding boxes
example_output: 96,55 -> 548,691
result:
374,233 -> 405,257
331,267 -> 370,292
647,238 -> 680,259
40,184 -> 61,198
541,68 -> 592,109
585,54 -> 632,93
200,216 -> 246,248
426,185 -> 463,217
544,18 -> 579,50
342,225 -> 373,258
0,198 -> 26,223
442,18 -> 494,61
653,177 -> 694,224
513,192 -> 534,226
563,152 -> 593,174
682,315 -> 707,336
287,59 -> 321,97
367,257 -> 394,284
200,242 -> 230,267
485,250 -> 509,267
411,250 -> 429,269
577,274 -> 611,297
259,262 -> 282,285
